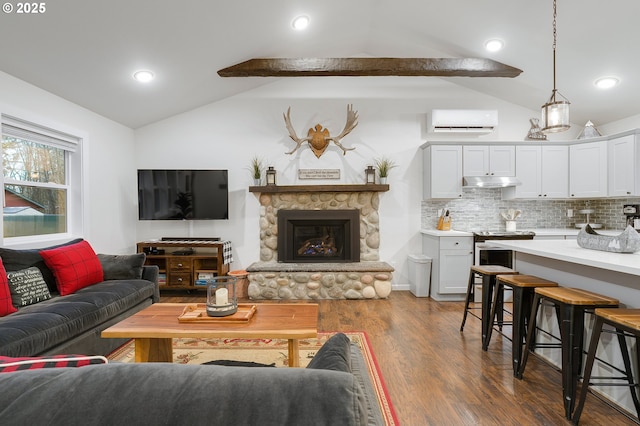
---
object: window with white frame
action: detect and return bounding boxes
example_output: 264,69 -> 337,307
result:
1,114 -> 81,240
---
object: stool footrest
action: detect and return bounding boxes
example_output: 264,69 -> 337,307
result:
529,343 -> 562,349
588,376 -> 637,383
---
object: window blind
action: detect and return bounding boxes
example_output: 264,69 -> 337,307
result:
1,114 -> 79,152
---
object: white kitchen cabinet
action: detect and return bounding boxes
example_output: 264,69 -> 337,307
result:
508,145 -> 568,199
463,145 -> 515,176
542,146 -> 570,198
423,145 -> 463,199
514,146 -> 541,198
463,146 -> 489,176
569,141 -> 607,198
608,134 -> 640,196
422,233 -> 473,301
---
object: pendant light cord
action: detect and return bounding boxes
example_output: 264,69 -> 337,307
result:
541,0 -> 569,132
552,0 -> 557,97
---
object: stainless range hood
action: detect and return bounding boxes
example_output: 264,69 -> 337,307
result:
462,176 -> 522,188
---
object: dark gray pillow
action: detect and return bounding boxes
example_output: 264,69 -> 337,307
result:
306,332 -> 352,372
6,267 -> 52,307
0,238 -> 83,293
98,253 -> 146,280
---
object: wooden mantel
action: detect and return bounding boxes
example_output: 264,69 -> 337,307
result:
249,184 -> 389,193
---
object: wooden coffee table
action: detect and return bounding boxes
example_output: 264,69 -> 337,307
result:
102,303 -> 318,367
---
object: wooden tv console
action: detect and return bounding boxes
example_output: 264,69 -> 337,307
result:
136,239 -> 230,291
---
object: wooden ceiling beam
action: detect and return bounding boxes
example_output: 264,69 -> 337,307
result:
217,58 -> 522,78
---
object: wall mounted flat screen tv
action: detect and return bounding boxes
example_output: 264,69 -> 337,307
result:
138,169 -> 229,220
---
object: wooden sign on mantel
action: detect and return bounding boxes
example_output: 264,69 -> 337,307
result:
298,169 -> 341,180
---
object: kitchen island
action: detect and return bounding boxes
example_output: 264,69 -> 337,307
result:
490,239 -> 640,307
490,238 -> 640,417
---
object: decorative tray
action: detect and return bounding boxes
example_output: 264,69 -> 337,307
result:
178,304 -> 257,323
577,224 -> 640,253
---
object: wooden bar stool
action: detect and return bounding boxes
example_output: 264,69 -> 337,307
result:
518,287 -> 619,420
460,265 -> 518,350
572,308 -> 640,425
488,274 -> 558,375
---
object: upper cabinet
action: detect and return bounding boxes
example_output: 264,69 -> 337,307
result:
422,130 -> 640,200
569,141 -> 608,198
463,145 -> 515,176
423,145 -> 463,199
513,145 -> 568,199
542,146 -> 570,198
608,134 -> 640,197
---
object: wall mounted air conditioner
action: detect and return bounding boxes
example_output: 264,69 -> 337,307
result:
431,109 -> 498,133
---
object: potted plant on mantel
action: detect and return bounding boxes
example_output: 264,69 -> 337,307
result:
249,156 -> 263,186
374,157 -> 397,184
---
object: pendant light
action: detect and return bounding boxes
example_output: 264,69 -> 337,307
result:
541,0 -> 570,133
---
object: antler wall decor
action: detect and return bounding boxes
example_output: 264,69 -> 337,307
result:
283,104 -> 358,158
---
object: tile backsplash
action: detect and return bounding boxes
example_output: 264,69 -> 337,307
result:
421,188 -> 640,232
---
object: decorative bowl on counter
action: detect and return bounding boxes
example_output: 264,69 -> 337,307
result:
577,224 -> 640,253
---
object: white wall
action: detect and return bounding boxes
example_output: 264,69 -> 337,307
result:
0,71 -> 136,254
600,112 -> 640,135
134,77 -> 544,288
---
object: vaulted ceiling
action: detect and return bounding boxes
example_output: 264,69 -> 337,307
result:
0,0 -> 638,129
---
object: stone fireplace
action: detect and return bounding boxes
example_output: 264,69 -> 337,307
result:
277,209 -> 360,263
246,184 -> 394,300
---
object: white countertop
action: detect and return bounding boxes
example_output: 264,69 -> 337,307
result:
421,228 -> 622,238
490,239 -> 640,276
526,228 -> 579,236
420,229 -> 473,237
524,228 -> 623,237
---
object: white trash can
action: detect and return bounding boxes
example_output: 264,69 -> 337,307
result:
408,254 -> 432,297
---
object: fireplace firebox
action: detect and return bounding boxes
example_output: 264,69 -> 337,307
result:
277,209 -> 360,263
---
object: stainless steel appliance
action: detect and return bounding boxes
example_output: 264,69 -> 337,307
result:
473,231 -> 536,268
472,231 -> 536,300
623,204 -> 640,230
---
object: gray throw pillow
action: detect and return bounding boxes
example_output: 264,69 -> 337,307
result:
306,332 -> 352,372
98,253 -> 146,280
6,267 -> 52,307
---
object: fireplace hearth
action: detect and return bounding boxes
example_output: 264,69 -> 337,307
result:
248,187 -> 393,300
278,209 -> 360,263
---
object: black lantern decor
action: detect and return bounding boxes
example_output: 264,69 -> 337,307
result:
266,166 -> 277,186
365,165 -> 376,184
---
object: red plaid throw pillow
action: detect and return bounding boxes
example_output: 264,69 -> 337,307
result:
0,258 -> 18,317
40,240 -> 104,295
0,355 -> 107,373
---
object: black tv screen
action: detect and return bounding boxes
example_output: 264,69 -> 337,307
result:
138,169 -> 229,220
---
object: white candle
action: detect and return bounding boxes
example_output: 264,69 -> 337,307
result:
215,287 -> 228,306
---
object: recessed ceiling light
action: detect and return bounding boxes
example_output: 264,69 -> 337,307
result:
484,39 -> 504,52
292,15 -> 309,30
133,70 -> 155,83
594,76 -> 619,89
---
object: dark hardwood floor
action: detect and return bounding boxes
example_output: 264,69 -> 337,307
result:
161,290 -> 638,425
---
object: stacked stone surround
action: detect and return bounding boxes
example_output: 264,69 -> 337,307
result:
247,190 -> 394,300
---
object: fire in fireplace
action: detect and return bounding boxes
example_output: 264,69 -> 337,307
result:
277,209 -> 360,263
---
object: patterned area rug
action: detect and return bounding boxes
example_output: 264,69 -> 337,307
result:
107,331 -> 398,425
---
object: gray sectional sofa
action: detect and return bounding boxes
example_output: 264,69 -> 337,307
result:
0,333 -> 385,426
0,239 -> 159,357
